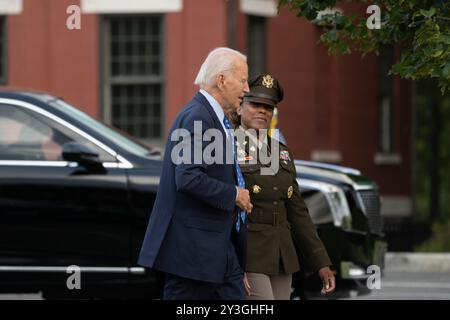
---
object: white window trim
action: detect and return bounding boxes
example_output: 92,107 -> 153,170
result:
311,150 -> 342,163
81,0 -> 182,14
0,0 -> 22,14
240,0 -> 278,17
374,153 -> 402,165
0,98 -> 133,169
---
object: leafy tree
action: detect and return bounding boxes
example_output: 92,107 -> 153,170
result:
278,0 -> 450,93
416,80 -> 450,222
278,1 -> 450,223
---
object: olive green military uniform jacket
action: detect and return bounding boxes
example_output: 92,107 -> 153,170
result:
236,129 -> 332,275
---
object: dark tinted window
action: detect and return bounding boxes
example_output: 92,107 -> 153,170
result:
377,45 -> 394,153
248,15 -> 266,79
0,104 -> 116,162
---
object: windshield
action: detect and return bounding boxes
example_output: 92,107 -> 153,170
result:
49,99 -> 153,158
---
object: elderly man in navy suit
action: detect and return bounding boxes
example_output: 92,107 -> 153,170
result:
138,47 -> 253,299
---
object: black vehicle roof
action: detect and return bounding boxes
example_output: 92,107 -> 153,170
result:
0,89 -> 58,104
0,89 -> 66,121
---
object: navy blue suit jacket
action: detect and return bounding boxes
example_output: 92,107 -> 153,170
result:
138,92 -> 246,283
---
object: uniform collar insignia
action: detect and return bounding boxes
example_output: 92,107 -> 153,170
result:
280,150 -> 291,161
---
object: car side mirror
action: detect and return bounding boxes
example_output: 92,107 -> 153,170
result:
62,142 -> 105,173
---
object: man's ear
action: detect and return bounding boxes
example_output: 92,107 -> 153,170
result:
216,74 -> 226,90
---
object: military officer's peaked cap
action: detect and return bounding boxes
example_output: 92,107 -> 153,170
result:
243,74 -> 284,107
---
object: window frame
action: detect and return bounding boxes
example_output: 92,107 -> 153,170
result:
0,16 -> 7,85
100,14 -> 165,147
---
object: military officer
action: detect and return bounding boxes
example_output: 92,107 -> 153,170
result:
233,74 -> 336,300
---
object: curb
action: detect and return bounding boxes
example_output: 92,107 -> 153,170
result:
386,252 -> 450,272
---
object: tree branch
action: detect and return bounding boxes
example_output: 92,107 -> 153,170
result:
437,15 -> 450,22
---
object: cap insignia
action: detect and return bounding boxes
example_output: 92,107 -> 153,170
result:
262,75 -> 274,88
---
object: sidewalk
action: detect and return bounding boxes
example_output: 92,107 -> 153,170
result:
386,252 -> 450,272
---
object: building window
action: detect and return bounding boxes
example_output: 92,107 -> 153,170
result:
0,16 -> 6,84
377,45 -> 394,153
102,16 -> 164,146
247,15 -> 266,79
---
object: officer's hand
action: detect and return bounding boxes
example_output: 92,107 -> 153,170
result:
318,267 -> 336,295
236,188 -> 253,213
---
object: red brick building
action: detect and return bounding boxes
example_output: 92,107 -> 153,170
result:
0,0 -> 413,218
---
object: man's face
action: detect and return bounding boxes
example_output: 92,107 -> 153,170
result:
220,58 -> 249,115
238,101 -> 274,130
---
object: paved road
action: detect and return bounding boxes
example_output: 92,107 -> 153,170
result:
340,271 -> 450,300
1,271 -> 449,300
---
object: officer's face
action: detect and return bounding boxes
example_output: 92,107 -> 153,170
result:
218,58 -> 249,115
239,101 -> 274,130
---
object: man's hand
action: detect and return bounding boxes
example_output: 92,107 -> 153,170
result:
236,187 -> 252,213
243,273 -> 251,296
318,267 -> 336,295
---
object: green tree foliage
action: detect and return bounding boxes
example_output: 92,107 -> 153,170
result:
415,219 -> 450,251
416,81 -> 450,221
278,0 -> 450,93
415,82 -> 450,248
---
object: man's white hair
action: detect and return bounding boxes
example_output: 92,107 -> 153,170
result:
194,47 -> 247,88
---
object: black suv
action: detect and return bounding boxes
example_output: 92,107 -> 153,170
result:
294,160 -> 386,298
0,90 -> 386,298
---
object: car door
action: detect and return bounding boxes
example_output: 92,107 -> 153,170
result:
0,101 -> 131,293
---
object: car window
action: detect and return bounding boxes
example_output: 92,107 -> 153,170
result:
49,99 -> 152,157
0,104 -> 116,162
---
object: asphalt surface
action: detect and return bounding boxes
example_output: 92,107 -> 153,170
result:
0,271 -> 449,300
339,270 -> 450,300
